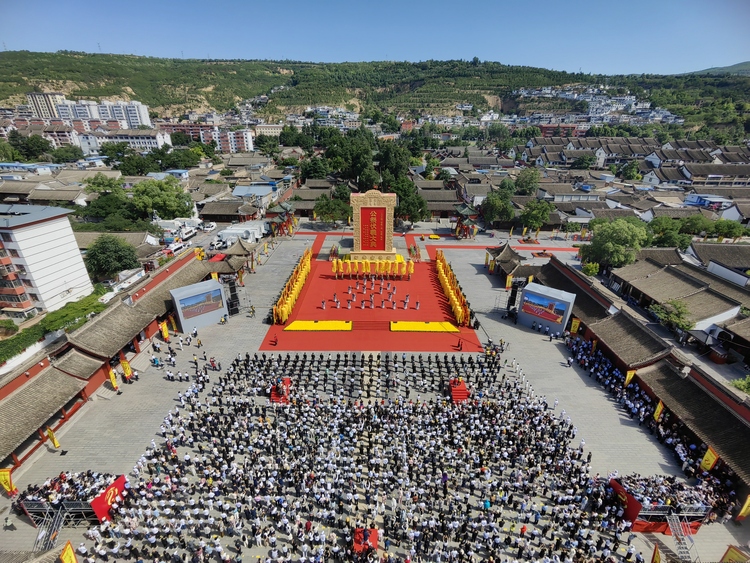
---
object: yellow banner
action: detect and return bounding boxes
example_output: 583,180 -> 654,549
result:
650,544 -> 661,563
625,370 -> 636,387
211,272 -> 219,281
60,541 -> 78,563
591,339 -> 597,354
484,252 -> 489,267
121,359 -> 132,379
522,227 -> 528,237
160,321 -> 169,340
700,446 -> 719,472
506,274 -> 512,290
109,368 -> 119,391
46,427 -> 60,449
0,468 -> 15,494
653,400 -> 664,421
238,269 -> 244,285
720,545 -> 750,562
737,495 -> 750,521
528,275 -> 534,284
168,315 -> 177,331
570,318 -> 580,334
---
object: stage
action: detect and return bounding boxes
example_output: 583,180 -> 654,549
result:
260,238 -> 482,352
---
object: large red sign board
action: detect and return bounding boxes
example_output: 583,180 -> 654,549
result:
360,207 -> 386,251
90,475 -> 127,522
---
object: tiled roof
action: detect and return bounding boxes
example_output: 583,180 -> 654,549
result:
589,310 -> 671,368
53,348 -> 105,380
637,360 -> 750,486
690,242 -> 750,270
0,367 -> 86,462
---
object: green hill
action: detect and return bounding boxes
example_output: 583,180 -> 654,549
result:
1,51 -> 749,143
0,51 -> 588,115
687,61 -> 750,76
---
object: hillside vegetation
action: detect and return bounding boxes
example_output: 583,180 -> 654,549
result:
1,51 -> 750,140
687,61 -> 750,76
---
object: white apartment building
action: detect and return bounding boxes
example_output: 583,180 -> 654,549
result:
79,129 -> 171,155
26,92 -> 67,119
56,100 -> 152,129
199,127 -> 254,153
0,205 -> 93,315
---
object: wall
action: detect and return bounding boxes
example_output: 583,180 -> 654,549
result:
10,215 -> 93,312
694,305 -> 741,332
707,261 -> 749,287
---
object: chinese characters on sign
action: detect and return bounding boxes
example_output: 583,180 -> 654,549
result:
360,207 -> 386,251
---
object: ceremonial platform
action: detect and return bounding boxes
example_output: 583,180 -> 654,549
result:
261,241 -> 482,352
449,378 -> 470,403
270,377 -> 291,403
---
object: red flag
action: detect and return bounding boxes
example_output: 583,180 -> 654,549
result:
609,479 -> 643,523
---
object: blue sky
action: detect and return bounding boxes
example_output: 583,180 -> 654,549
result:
2,0 -> 749,75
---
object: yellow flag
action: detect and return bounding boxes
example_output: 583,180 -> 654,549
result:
0,468 -> 15,494
46,427 -> 60,449
650,544 -> 661,563
485,252 -> 489,267
505,274 -> 512,290
737,495 -> 750,522
570,318 -> 580,333
528,275 -> 534,284
168,314 -> 177,331
700,446 -> 719,472
109,368 -> 119,391
60,541 -> 78,563
522,227 -> 528,237
591,339 -> 597,354
653,400 -> 664,421
211,272 -> 219,281
625,370 -> 636,387
121,359 -> 132,379
160,321 -> 169,340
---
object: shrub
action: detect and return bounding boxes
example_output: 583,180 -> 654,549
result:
582,262 -> 600,276
733,374 -> 750,394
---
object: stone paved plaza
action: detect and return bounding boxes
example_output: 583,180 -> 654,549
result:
1,229 -> 749,562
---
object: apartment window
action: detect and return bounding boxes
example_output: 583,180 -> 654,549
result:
29,293 -> 39,302
22,279 -> 33,287
9,249 -> 18,257
1,233 -> 12,242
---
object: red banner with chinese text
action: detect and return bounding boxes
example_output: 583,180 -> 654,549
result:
90,475 -> 127,522
360,207 -> 386,251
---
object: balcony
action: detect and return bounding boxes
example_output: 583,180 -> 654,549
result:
0,297 -> 33,310
0,264 -> 16,276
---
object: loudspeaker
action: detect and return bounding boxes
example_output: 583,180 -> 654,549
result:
227,280 -> 238,300
228,300 -> 239,316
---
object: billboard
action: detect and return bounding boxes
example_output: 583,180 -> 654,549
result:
360,207 -> 386,251
179,288 -> 223,319
521,292 -> 567,324
170,279 -> 228,331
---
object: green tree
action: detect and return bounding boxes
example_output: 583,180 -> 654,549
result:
332,184 -> 352,202
254,134 -> 279,156
620,160 -> 642,181
580,218 -> 650,267
519,199 -> 554,232
391,177 -> 428,224
300,157 -> 329,181
85,234 -> 141,279
570,155 -> 595,169
169,131 -> 193,146
713,218 -> 744,240
649,299 -> 694,332
679,214 -> 714,236
653,229 -> 692,250
51,145 -> 84,163
98,142 -> 132,161
436,169 -> 452,182
313,195 -> 350,225
8,132 -> 52,160
481,190 -> 515,224
582,262 -> 600,276
131,177 -> 193,220
515,167 -> 541,195
648,216 -> 681,236
0,139 -> 21,161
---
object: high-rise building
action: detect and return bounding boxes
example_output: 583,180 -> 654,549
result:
26,92 -> 67,119
0,205 -> 93,316
55,100 -> 152,129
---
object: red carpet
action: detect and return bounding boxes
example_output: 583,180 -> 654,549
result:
270,377 -> 291,403
449,378 -> 469,403
353,528 -> 378,553
260,235 -> 482,352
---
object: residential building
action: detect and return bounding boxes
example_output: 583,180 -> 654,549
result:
79,129 -> 171,155
200,127 -> 254,153
156,122 -> 217,140
254,124 -> 285,137
26,92 -> 66,119
0,204 -> 93,316
95,101 -> 152,128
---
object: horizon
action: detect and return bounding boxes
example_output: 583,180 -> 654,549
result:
2,0 -> 749,76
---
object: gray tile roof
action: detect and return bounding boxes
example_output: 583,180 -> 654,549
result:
0,367 -> 86,462
53,348 -> 105,380
589,311 -> 671,368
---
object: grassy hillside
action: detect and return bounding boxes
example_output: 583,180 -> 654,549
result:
0,51 -> 587,115
687,61 -> 750,76
1,51 -> 748,142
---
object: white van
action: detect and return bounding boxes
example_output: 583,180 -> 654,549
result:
167,242 -> 186,254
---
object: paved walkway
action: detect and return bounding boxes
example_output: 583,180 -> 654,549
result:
1,234 -> 748,562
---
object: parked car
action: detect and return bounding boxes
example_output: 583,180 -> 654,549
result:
200,222 -> 217,232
